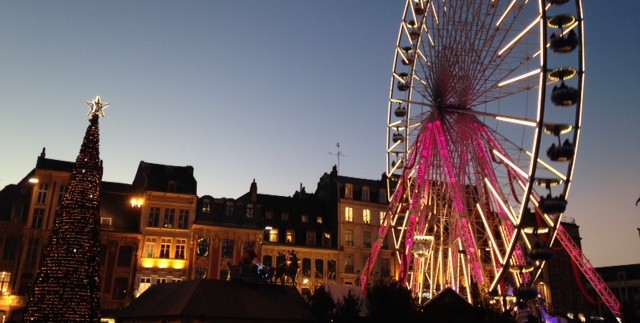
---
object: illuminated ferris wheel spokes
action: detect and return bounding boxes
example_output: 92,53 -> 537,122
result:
363,0 -> 586,307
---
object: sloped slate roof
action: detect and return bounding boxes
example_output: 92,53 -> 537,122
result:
132,161 -> 197,194
336,175 -> 386,190
596,263 -> 640,281
118,279 -> 313,322
35,157 -> 75,172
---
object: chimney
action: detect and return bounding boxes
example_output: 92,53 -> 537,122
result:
250,179 -> 258,203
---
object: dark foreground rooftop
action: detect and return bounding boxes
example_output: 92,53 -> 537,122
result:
117,279 -> 313,323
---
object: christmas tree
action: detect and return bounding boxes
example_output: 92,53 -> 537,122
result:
25,97 -> 109,322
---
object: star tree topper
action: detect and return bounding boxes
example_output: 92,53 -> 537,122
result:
85,96 -> 110,118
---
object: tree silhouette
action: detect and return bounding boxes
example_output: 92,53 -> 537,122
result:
309,286 -> 336,323
366,280 -> 419,323
335,290 -> 364,323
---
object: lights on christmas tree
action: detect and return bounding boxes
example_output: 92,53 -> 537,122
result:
25,97 -> 108,322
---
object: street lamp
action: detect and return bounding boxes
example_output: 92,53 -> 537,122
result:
130,197 -> 144,208
412,235 -> 434,304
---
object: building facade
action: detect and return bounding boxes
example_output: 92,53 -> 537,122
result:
191,191 -> 263,281
0,153 -> 408,321
315,166 -> 397,286
0,150 -> 144,320
539,219 -> 591,321
592,264 -> 640,321
131,162 -> 198,298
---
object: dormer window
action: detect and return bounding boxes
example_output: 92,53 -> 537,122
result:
246,204 -> 254,219
168,181 -> 177,192
225,202 -> 234,216
202,199 -> 211,214
345,184 -> 353,199
379,189 -> 387,203
362,187 -> 370,201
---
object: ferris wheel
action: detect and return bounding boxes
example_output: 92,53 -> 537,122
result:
362,0 -> 586,305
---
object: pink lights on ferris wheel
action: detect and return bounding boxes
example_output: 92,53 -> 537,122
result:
360,0 -> 625,319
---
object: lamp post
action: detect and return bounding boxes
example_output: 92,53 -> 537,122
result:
412,235 -> 433,304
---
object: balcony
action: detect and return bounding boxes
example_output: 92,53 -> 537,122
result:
140,257 -> 186,270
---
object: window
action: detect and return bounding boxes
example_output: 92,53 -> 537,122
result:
363,231 -> 372,248
99,244 -> 107,266
345,185 -> 353,199
138,277 -> 151,290
281,212 -> 289,221
196,238 -> 209,256
222,239 -> 234,259
175,239 -> 186,259
164,208 -> 175,228
0,272 -> 11,295
328,260 -> 337,279
201,199 -> 211,214
380,211 -> 386,226
117,246 -> 133,267
315,259 -> 324,278
195,268 -> 207,279
379,189 -> 387,203
32,208 -> 45,229
178,209 -> 189,229
269,229 -> 279,242
36,183 -> 49,204
26,238 -> 40,268
167,181 -> 177,192
219,267 -> 229,280
2,237 -> 18,261
57,185 -> 68,206
148,207 -> 160,227
302,258 -> 311,277
265,211 -> 273,220
225,202 -> 234,216
381,259 -> 390,277
322,233 -> 332,248
363,209 -> 371,224
286,230 -> 295,244
243,241 -> 256,255
172,278 -> 182,283
246,204 -> 254,218
156,278 -> 167,284
301,214 -> 308,223
345,230 -> 354,246
100,217 -> 113,228
113,277 -> 128,300
144,238 -> 156,258
345,207 -> 353,222
306,231 -> 316,246
317,216 -> 323,224
18,273 -> 33,295
345,254 -> 354,273
362,187 -> 370,201
159,238 -> 171,258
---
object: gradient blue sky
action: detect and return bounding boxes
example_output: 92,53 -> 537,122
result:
1,1 -> 638,267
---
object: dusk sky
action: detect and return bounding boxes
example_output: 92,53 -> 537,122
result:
1,1 -> 638,267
